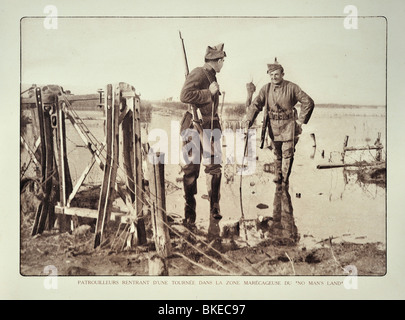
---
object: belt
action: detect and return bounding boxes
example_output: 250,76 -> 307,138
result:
269,112 -> 292,120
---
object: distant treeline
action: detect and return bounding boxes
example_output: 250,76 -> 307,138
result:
67,97 -> 384,116
315,103 -> 385,109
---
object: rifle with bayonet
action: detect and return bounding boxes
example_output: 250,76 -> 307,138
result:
179,31 -> 203,136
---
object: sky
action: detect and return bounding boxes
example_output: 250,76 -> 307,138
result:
21,16 -> 387,105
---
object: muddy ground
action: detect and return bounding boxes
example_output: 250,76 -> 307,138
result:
20,191 -> 386,277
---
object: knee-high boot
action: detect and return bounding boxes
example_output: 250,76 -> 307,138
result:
281,156 -> 294,184
183,173 -> 198,225
273,159 -> 282,184
206,173 -> 222,220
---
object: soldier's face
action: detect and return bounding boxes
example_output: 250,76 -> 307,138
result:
215,58 -> 225,73
269,69 -> 284,84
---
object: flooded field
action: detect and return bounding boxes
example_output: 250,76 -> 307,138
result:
146,104 -> 386,246
20,103 -> 386,276
21,104 -> 386,244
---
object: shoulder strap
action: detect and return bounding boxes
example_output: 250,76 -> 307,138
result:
202,67 -> 222,96
202,68 -> 214,84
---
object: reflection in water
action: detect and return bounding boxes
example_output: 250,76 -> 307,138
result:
267,185 -> 299,245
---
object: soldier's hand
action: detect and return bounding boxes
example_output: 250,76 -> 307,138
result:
209,82 -> 220,96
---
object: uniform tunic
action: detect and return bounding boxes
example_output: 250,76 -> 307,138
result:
250,80 -> 314,142
180,63 -> 222,174
180,63 -> 221,131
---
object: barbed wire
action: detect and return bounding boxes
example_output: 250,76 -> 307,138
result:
48,97 -> 258,275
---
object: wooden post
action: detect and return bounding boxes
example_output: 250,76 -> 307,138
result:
148,152 -> 171,258
94,84 -> 115,248
310,133 -> 316,147
54,100 -> 73,232
122,112 -> 134,200
133,95 -> 147,245
32,90 -> 56,236
375,132 -> 382,162
341,135 -> 349,163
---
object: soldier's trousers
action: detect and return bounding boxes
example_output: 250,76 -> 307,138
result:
272,137 -> 299,184
181,127 -> 222,224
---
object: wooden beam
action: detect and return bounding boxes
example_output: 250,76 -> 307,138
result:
344,145 -> 383,152
55,205 -> 131,223
94,84 -> 114,248
21,93 -> 100,105
67,156 -> 97,207
149,152 -> 171,258
20,136 -> 41,167
317,161 -> 385,169
133,95 -> 147,245
56,101 -> 67,207
32,88 -> 56,236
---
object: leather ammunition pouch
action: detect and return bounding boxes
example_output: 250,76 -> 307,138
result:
180,110 -> 193,134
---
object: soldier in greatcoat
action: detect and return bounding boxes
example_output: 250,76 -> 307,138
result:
179,43 -> 226,229
245,58 -> 315,184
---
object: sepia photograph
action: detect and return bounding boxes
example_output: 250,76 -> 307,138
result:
1,0 -> 404,301
19,16 -> 387,277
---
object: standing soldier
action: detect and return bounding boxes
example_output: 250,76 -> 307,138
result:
179,43 -> 226,230
245,58 -> 314,185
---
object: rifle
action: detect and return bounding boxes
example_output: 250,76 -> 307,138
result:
179,31 -> 203,135
260,112 -> 269,149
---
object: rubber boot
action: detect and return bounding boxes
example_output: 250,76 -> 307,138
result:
281,156 -> 294,185
206,173 -> 222,220
273,159 -> 282,184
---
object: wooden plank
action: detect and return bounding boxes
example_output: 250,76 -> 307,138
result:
55,100 -> 66,206
149,152 -> 171,258
344,145 -> 383,152
32,90 -> 55,236
35,88 -> 46,185
122,111 -> 135,197
121,90 -> 135,98
94,84 -> 120,247
118,105 -> 130,125
317,161 -> 385,169
31,88 -> 46,235
105,84 -> 121,223
20,136 -> 41,167
55,205 -> 129,222
67,156 -> 97,207
49,100 -> 74,232
122,110 -> 136,208
61,105 -> 73,198
21,93 -> 100,105
94,84 -> 113,248
133,95 -> 147,245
